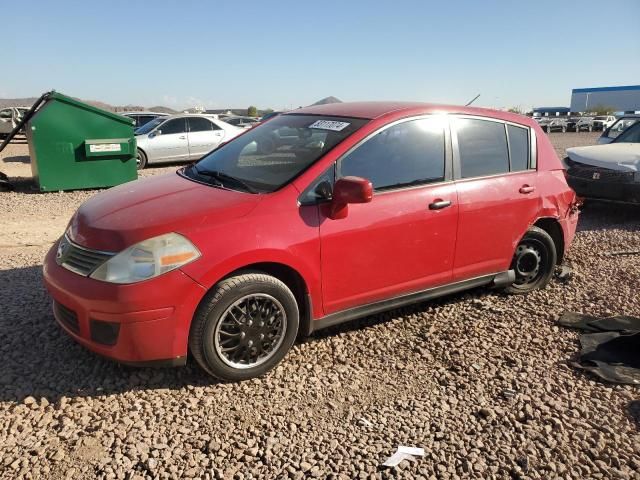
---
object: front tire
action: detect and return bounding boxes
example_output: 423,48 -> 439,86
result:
505,226 -> 557,294
189,273 -> 299,381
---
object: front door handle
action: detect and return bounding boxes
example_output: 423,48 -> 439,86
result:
429,199 -> 452,210
519,185 -> 535,194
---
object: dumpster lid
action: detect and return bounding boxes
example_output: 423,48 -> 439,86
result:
48,92 -> 135,126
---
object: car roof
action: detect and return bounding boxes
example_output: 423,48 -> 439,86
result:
122,111 -> 169,116
289,101 -> 536,126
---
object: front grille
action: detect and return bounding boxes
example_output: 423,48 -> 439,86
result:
567,162 -> 634,183
56,235 -> 114,276
53,301 -> 80,333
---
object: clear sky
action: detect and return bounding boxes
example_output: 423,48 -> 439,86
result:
4,0 -> 639,111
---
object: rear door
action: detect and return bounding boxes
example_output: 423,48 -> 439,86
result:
150,118 -> 189,162
318,116 -> 459,314
187,117 -> 224,160
451,116 -> 539,281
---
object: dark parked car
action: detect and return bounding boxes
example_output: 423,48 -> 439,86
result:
537,117 -> 568,133
566,117 -> 594,132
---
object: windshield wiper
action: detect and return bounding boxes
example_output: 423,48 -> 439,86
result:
191,165 -> 257,193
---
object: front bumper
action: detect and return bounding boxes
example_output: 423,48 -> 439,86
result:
567,175 -> 640,203
43,242 -> 207,365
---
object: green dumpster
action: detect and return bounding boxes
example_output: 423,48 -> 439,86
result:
23,91 -> 137,191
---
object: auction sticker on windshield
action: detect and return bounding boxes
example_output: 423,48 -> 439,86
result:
308,120 -> 350,131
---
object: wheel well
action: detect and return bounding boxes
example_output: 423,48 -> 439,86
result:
224,262 -> 311,336
533,218 -> 564,264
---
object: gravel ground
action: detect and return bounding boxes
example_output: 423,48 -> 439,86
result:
1,132 -> 639,479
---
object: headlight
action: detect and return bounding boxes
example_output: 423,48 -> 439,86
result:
90,233 -> 200,284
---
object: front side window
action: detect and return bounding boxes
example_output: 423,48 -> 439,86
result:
456,118 -> 509,178
188,117 -> 213,132
339,117 -> 446,191
184,115 -> 367,193
159,118 -> 186,135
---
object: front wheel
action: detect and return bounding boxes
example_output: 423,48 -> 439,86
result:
189,273 -> 299,381
136,148 -> 148,170
504,226 -> 557,294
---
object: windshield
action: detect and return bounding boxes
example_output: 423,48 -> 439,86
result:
135,117 -> 165,135
613,121 -> 640,143
183,114 -> 368,193
594,116 -> 608,120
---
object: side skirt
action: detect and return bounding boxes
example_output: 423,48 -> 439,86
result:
307,270 -> 514,335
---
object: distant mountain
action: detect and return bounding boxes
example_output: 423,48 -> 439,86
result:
148,106 -> 178,114
0,95 -> 177,114
312,96 -> 342,106
0,97 -> 38,108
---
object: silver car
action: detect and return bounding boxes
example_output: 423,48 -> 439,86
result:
135,114 -> 243,169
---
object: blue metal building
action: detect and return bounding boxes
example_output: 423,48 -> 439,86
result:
570,85 -> 640,113
532,107 -> 571,117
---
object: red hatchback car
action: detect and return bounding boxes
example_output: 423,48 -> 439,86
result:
44,102 -> 579,380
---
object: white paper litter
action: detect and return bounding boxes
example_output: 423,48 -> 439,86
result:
381,446 -> 425,467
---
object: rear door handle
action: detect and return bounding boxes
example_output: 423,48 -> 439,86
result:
178,135 -> 186,140
519,185 -> 535,194
429,199 -> 452,210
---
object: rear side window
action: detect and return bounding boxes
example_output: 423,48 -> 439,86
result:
339,117 -> 445,191
507,125 -> 530,172
188,117 -> 213,132
457,118 -> 509,178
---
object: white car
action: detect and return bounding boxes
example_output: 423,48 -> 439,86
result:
564,121 -> 640,203
591,115 -> 617,131
0,106 -> 30,138
135,114 -> 244,169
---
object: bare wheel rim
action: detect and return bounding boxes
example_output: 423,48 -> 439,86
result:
214,293 -> 287,369
513,241 -> 544,286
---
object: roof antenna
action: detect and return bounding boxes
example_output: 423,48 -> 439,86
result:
465,94 -> 480,106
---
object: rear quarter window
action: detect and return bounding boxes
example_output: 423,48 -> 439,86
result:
507,125 -> 530,172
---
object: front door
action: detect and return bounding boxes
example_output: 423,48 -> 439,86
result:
187,117 -> 224,160
451,117 -> 540,281
318,116 -> 459,315
151,118 -> 190,162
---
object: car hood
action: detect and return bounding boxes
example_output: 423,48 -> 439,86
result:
67,172 -> 261,251
134,134 -> 149,146
566,143 -> 640,172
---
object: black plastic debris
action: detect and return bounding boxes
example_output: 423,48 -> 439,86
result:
559,312 -> 640,385
0,171 -> 13,191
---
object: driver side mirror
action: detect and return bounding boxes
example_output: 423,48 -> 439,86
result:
328,176 -> 373,219
149,130 -> 161,139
